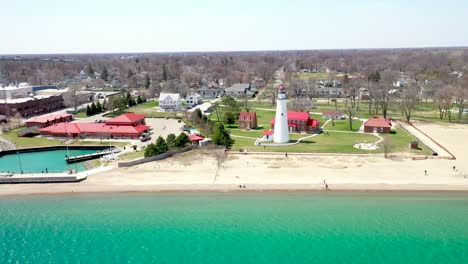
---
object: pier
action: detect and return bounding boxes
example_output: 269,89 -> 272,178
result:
65,148 -> 120,164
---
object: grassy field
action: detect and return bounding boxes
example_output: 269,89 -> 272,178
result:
296,72 -> 331,81
119,150 -> 145,161
231,131 -> 380,154
322,119 -> 363,132
227,122 -> 432,155
1,127 -> 129,149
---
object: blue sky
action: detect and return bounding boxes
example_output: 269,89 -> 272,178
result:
1,0 -> 467,54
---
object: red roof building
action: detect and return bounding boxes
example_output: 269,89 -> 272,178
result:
271,111 -> 320,133
188,134 -> 205,143
105,113 -> 146,126
39,113 -> 149,139
364,117 -> 392,133
26,113 -> 73,128
238,112 -> 257,129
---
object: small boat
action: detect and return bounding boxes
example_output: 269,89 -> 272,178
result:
0,172 -> 14,177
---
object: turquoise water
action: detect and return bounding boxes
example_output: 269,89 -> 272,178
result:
1,192 -> 468,263
0,149 -> 100,173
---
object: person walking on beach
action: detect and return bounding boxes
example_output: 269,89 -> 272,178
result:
285,152 -> 288,158
424,170 -> 427,176
323,180 -> 329,190
453,166 -> 456,171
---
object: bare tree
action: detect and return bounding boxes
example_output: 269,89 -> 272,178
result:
266,87 -> 278,106
373,71 -> 397,119
240,95 -> 251,112
455,76 -> 468,121
213,146 -> 226,183
435,85 -> 456,122
401,81 -> 420,122
343,78 -> 360,130
62,84 -> 82,112
290,98 -> 312,112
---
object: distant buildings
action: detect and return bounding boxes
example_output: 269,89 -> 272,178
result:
196,88 -> 225,99
186,93 -> 202,107
225,83 -> 257,98
158,93 -> 181,112
322,111 -> 345,120
238,112 -> 257,130
364,117 -> 392,133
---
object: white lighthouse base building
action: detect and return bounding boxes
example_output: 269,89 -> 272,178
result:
273,86 -> 289,143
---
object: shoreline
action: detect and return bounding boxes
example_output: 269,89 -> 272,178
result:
1,183 -> 468,197
1,122 -> 467,197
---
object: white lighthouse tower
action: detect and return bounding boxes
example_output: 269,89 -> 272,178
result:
273,85 -> 289,143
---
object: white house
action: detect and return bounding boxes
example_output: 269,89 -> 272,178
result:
159,93 -> 181,112
185,93 -> 202,107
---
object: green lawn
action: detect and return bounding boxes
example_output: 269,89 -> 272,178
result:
231,131 -> 380,154
322,119 -> 362,132
74,111 -> 88,118
1,127 -> 129,149
296,72 -> 331,81
229,125 -> 432,155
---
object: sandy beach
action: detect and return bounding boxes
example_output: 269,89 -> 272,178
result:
1,122 -> 467,195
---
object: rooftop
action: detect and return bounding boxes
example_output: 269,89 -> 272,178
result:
105,113 -> 146,124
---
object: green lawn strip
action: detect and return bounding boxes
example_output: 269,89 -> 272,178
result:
323,119 -> 362,132
119,150 -> 144,161
296,72 -> 330,81
231,131 -> 380,154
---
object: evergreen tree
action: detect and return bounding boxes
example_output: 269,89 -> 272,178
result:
128,96 -> 136,107
87,64 -> 94,76
86,105 -> 92,116
137,95 -> 143,104
155,136 -> 168,155
166,133 -> 176,150
211,123 -> 233,148
223,111 -> 237,126
90,101 -> 97,115
96,101 -> 102,113
125,92 -> 132,106
144,73 -> 151,89
102,98 -> 107,111
144,143 -> 157,158
100,67 -> 109,81
175,133 -> 191,148
162,64 -> 169,81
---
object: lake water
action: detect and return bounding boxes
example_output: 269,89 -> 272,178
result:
0,149 -> 100,173
1,192 -> 467,263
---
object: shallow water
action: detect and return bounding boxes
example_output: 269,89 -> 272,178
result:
1,192 -> 467,263
0,149 -> 100,173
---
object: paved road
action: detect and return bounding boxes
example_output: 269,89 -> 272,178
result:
188,98 -> 221,115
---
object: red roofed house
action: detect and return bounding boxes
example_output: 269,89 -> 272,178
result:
238,112 -> 257,129
188,134 -> 205,144
26,113 -> 73,128
39,113 -> 150,139
271,111 -> 320,133
364,117 -> 392,133
105,113 -> 146,126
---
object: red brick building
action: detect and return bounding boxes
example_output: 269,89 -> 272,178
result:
0,95 -> 64,117
271,112 -> 320,133
238,112 -> 257,129
364,117 -> 392,133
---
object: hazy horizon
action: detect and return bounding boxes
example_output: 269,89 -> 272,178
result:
2,0 -> 468,55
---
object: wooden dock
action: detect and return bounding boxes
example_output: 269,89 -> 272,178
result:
65,149 -> 120,164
